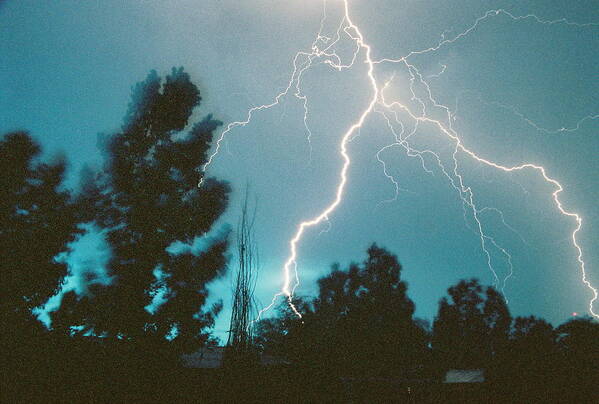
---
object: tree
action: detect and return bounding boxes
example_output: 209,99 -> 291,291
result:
499,316 -> 558,392
225,189 -> 259,366
254,295 -> 311,364
53,68 -> 230,351
555,316 -> 599,395
432,278 -> 511,369
256,244 -> 428,377
483,286 -> 511,358
496,315 -> 598,401
0,132 -> 80,329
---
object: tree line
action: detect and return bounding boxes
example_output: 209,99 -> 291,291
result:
254,246 -> 597,400
1,68 -> 597,403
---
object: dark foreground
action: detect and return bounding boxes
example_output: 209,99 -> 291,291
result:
3,339 -> 597,404
4,367 -> 597,403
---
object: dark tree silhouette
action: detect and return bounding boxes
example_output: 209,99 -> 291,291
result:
493,315 -> 598,401
555,316 -> 599,396
483,286 -> 511,359
495,316 -> 559,396
53,68 -> 230,351
225,189 -> 259,366
432,278 -> 511,370
0,132 -> 80,330
254,295 -> 311,364
256,244 -> 428,377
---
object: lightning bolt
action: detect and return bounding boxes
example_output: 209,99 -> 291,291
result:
201,1 -> 598,320
460,91 -> 598,135
427,63 -> 447,79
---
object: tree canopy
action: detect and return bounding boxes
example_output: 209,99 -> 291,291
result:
256,244 -> 428,377
1,132 -> 80,328
51,68 -> 230,351
432,278 -> 511,369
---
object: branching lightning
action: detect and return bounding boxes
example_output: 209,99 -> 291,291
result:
466,93 -> 598,135
201,1 -> 598,319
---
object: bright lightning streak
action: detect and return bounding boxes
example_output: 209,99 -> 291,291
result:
257,0 -> 381,318
374,9 -> 599,65
201,1 -> 598,320
379,82 -> 597,316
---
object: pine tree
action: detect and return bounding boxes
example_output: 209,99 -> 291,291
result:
54,68 -> 230,351
0,132 -> 80,329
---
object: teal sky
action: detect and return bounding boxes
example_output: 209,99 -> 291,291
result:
1,0 -> 597,339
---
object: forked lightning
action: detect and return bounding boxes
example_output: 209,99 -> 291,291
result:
200,1 -> 598,320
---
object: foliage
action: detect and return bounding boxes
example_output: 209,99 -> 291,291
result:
0,132 -> 80,327
555,316 -> 599,388
256,244 -> 428,377
432,278 -> 511,369
51,68 -> 230,350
